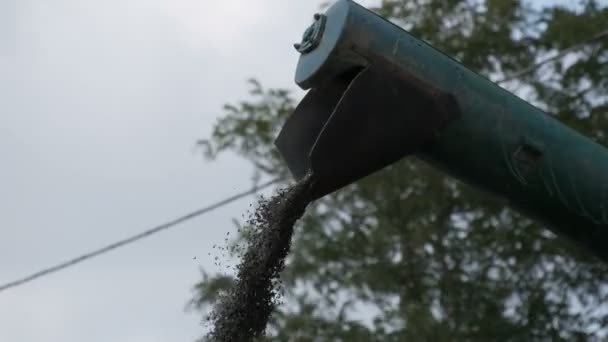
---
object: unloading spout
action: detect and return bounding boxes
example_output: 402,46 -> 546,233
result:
275,0 -> 608,262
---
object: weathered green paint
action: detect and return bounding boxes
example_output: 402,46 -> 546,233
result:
285,0 -> 608,261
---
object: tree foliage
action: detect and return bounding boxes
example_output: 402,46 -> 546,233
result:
191,0 -> 608,340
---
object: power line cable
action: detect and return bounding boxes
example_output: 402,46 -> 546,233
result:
0,178 -> 282,293
496,29 -> 608,84
2,28 -> 607,295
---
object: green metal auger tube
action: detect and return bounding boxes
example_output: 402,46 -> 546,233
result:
275,0 -> 608,261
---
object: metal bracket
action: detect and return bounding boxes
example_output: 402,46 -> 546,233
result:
294,14 -> 327,54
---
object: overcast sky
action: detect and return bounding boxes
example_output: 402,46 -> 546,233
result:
0,0 -> 344,341
0,0 -> 576,341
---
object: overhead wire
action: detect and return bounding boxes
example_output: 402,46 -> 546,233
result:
1,28 -> 607,294
496,29 -> 608,84
0,178 -> 282,293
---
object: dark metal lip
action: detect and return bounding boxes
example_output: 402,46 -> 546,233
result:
278,62 -> 462,200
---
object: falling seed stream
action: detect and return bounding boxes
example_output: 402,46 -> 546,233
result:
207,175 -> 314,341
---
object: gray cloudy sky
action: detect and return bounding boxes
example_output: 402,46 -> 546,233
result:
0,0 -> 357,340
